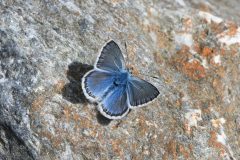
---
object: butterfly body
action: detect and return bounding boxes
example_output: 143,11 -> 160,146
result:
82,40 -> 159,119
113,71 -> 128,86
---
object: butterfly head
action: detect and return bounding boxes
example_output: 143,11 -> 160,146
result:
126,64 -> 139,76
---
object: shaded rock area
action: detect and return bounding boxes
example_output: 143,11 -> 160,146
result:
0,0 -> 239,159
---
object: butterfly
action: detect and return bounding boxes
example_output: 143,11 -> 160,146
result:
82,40 -> 159,119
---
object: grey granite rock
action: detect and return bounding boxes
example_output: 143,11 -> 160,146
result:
0,0 -> 240,159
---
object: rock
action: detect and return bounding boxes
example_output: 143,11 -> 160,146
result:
0,0 -> 240,159
0,125 -> 33,160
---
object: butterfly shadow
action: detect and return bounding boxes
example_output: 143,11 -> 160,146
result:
62,61 -> 112,125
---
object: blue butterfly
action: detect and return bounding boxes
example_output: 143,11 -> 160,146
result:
82,40 -> 159,119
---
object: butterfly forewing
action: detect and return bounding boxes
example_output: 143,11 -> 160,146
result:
96,40 -> 126,72
127,76 -> 159,107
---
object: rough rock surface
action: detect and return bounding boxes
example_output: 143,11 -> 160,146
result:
0,0 -> 240,159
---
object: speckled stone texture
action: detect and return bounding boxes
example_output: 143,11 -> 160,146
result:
0,0 -> 239,159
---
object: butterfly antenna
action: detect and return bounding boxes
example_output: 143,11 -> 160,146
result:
139,71 -> 179,97
137,71 -> 166,86
139,72 -> 161,80
124,41 -> 130,67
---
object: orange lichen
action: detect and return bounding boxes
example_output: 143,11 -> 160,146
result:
63,106 -> 71,123
182,60 -> 206,80
220,48 -> 225,55
195,43 -> 218,58
212,78 -> 224,97
210,22 -> 225,35
31,96 -> 46,111
193,43 -> 201,54
226,22 -> 238,36
41,131 -> 53,140
52,136 -> 62,149
201,47 -> 213,57
166,140 -> 177,160
137,115 -> 148,137
215,66 -> 225,78
219,149 -> 228,158
79,117 -> 94,129
111,139 -> 124,159
183,121 -> 192,134
163,140 -> 192,160
208,131 -> 225,149
175,99 -> 182,108
156,31 -> 170,49
172,46 -> 207,80
73,113 -> 80,122
212,78 -> 220,89
179,144 -> 190,159
176,45 -> 191,57
229,45 -> 239,56
208,131 -> 229,158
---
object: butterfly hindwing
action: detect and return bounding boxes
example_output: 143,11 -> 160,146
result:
82,69 -> 116,102
98,85 -> 129,119
127,76 -> 159,108
96,40 -> 126,72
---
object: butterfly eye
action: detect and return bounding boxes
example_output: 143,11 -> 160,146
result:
126,64 -> 134,74
128,66 -> 139,77
127,67 -> 133,74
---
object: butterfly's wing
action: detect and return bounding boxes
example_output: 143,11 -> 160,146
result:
82,70 -> 116,102
98,85 -> 129,119
95,40 -> 126,72
127,76 -> 159,108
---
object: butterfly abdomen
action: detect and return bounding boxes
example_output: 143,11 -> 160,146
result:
101,73 -> 128,100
